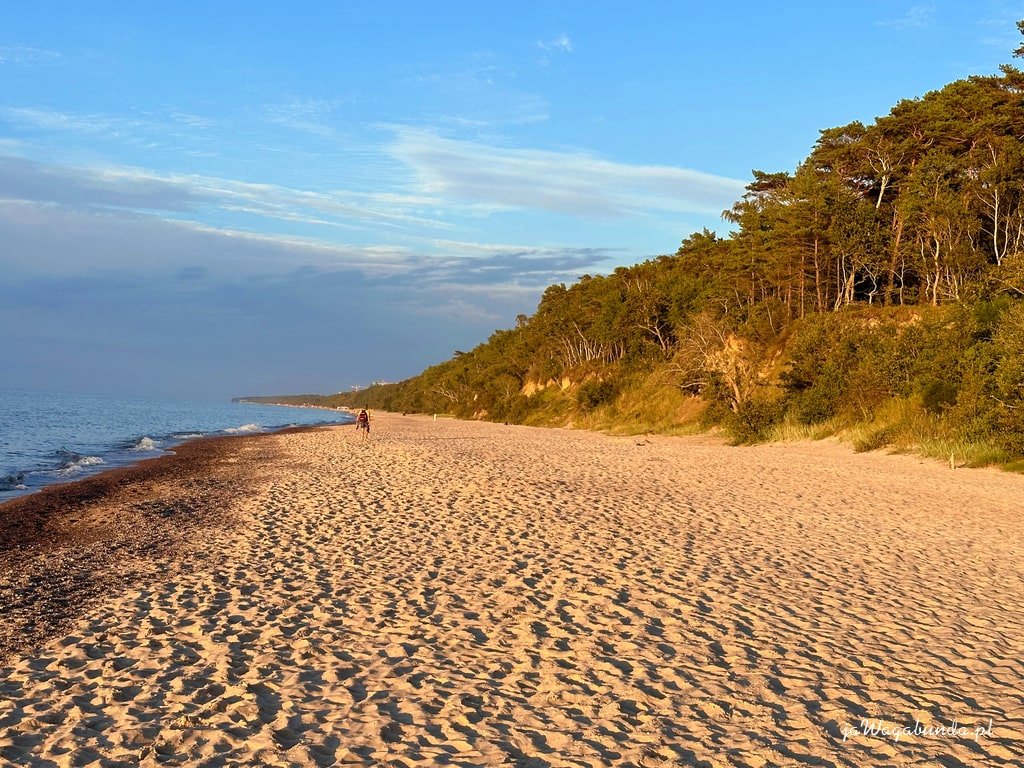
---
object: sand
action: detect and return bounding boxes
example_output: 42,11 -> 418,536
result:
0,428 -> 314,664
1,414 -> 1022,767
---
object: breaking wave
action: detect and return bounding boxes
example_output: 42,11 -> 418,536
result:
55,453 -> 105,476
224,423 -> 263,434
0,472 -> 27,491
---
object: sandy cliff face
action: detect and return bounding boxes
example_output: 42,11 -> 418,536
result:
521,376 -> 576,397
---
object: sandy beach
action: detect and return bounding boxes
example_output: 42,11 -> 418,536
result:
1,414 -> 1022,767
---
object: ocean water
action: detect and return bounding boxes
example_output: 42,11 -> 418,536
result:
0,389 -> 352,499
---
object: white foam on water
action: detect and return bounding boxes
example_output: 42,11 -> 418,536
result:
56,455 -> 105,475
224,423 -> 263,434
131,437 -> 161,451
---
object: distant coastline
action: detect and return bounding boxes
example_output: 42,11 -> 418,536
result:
233,396 -> 350,412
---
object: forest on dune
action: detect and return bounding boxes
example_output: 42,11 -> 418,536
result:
316,25 -> 1024,468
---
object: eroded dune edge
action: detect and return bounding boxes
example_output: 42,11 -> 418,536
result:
1,414 -> 1022,767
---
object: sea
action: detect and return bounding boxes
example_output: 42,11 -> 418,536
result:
0,389 -> 352,500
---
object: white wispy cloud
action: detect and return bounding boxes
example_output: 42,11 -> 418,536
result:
0,194 -> 607,295
0,155 -> 610,283
3,106 -> 143,138
430,238 -> 619,268
262,97 -> 346,138
877,3 -> 936,30
0,196 -> 422,277
6,104 -> 221,138
2,117 -> 743,228
172,171 -> 455,231
413,56 -> 550,127
388,128 -> 745,218
401,295 -> 508,324
167,111 -> 218,130
0,154 -> 453,234
0,45 -> 62,66
537,34 -> 573,53
423,239 -> 615,283
430,238 -> 579,256
977,7 -> 1024,51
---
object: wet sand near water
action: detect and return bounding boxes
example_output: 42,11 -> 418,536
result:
1,414 -> 1022,766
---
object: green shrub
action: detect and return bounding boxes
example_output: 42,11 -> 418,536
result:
971,297 -> 1013,342
729,398 -> 784,443
781,313 -> 894,423
697,375 -> 734,427
991,303 -> 1024,455
576,378 -> 618,411
921,379 -> 958,414
492,394 -> 531,423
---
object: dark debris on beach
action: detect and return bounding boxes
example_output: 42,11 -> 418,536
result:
0,429 -> 316,664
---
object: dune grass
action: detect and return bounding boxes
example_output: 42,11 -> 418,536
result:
576,372 -> 707,436
779,398 -> 1015,468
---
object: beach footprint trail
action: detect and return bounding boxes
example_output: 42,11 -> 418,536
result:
1,415 -> 1023,766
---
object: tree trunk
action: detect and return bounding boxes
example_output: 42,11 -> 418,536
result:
884,212 -> 905,305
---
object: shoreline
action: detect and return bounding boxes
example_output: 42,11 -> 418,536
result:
1,414 -> 1022,765
0,387 -> 355,501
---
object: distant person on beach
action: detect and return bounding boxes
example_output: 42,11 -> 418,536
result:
355,408 -> 370,441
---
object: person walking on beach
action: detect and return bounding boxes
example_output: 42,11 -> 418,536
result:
355,408 -> 371,442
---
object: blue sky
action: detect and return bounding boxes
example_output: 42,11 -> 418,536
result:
1,2 -> 1020,399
